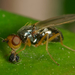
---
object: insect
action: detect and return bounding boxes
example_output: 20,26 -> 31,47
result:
2,14 -> 75,65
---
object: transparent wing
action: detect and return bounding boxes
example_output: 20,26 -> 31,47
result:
35,14 -> 75,30
17,25 -> 32,34
17,14 -> 75,33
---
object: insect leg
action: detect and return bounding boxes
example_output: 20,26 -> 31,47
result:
26,38 -> 31,47
59,33 -> 75,51
35,33 -> 59,65
16,38 -> 31,54
16,43 -> 26,54
35,33 -> 48,47
43,33 -> 61,44
46,34 -> 59,65
43,33 -> 75,51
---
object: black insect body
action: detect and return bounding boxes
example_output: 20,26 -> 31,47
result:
18,26 -> 64,44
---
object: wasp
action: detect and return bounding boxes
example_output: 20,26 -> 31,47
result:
2,14 -> 75,65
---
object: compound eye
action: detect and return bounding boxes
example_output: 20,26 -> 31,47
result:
12,36 -> 21,46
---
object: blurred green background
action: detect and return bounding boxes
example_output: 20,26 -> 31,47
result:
64,0 -> 75,32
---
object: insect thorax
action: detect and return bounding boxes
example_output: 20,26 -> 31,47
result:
17,26 -> 63,44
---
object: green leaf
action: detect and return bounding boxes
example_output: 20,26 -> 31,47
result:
0,10 -> 75,75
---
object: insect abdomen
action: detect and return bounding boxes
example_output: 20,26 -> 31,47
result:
39,27 -> 64,42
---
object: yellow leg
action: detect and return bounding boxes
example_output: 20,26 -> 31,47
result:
46,34 -> 59,65
16,37 -> 31,54
26,38 -> 31,47
35,32 -> 75,65
35,34 -> 48,47
43,33 -> 61,44
59,34 -> 75,51
16,43 -> 27,54
43,33 -> 75,51
35,33 -> 59,65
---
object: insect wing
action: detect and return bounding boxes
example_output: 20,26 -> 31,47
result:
35,14 -> 75,30
17,25 -> 32,34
